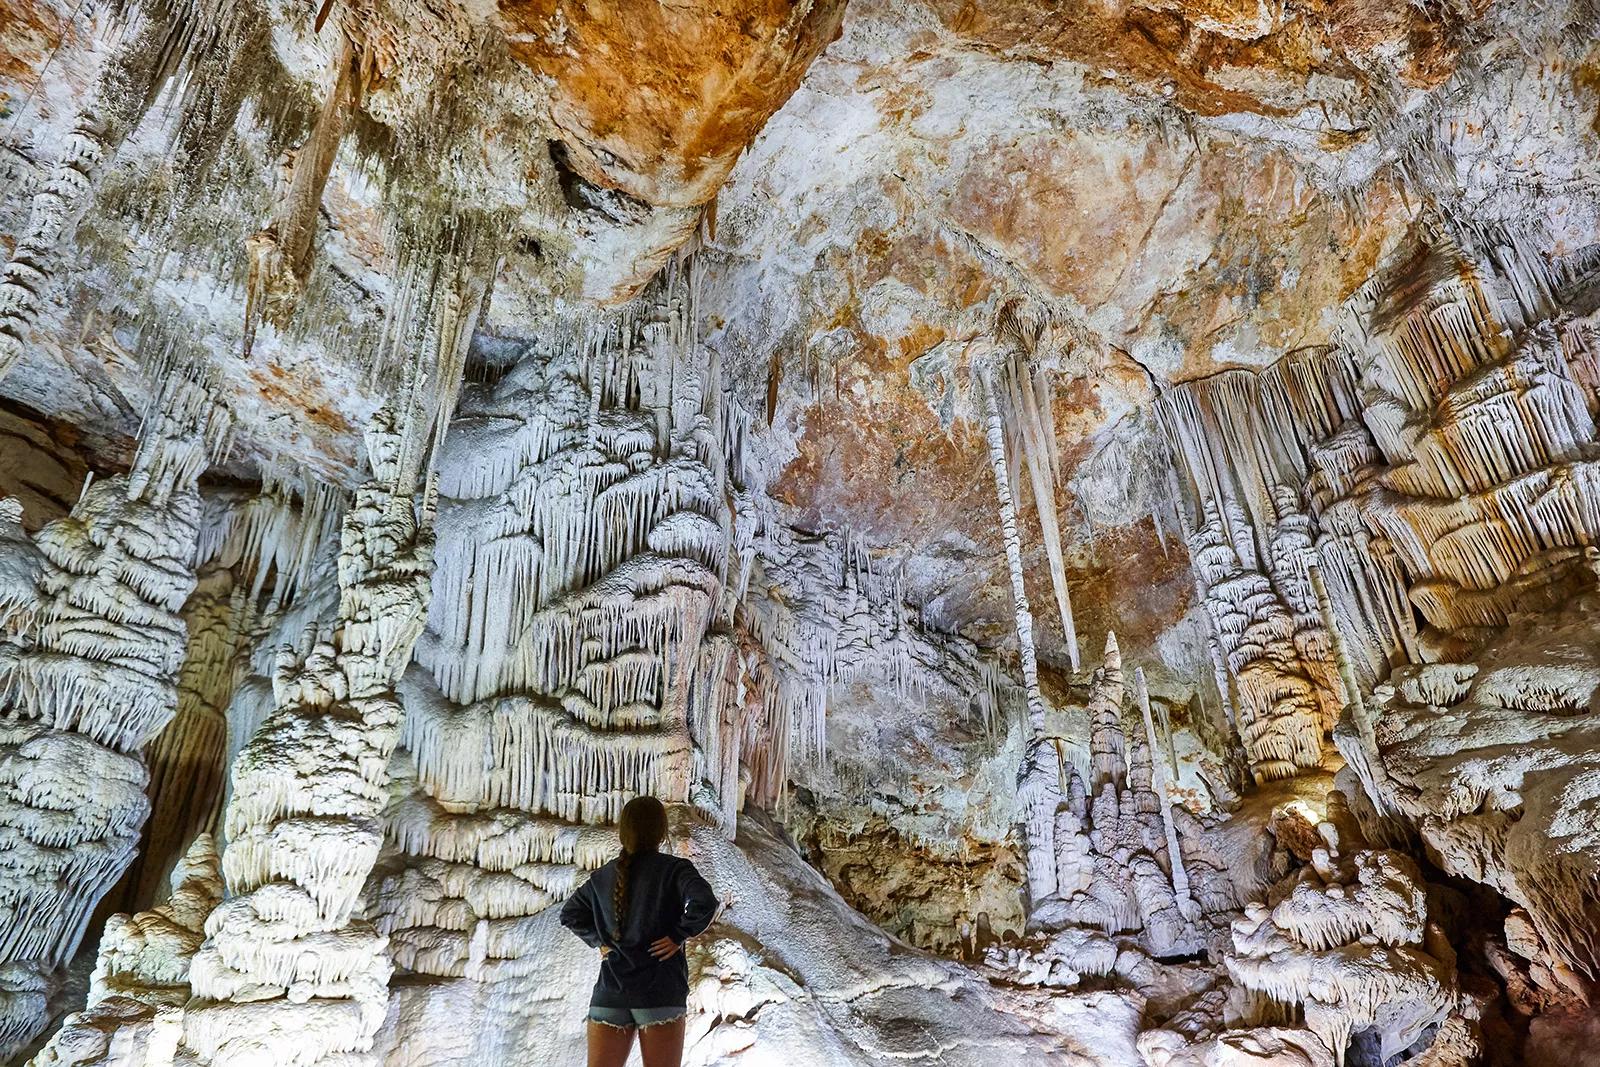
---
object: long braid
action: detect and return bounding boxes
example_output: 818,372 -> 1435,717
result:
612,848 -> 633,934
610,796 -> 666,939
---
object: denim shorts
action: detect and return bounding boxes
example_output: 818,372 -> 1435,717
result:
588,1006 -> 685,1028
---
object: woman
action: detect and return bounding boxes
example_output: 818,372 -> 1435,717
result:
559,796 -> 719,1067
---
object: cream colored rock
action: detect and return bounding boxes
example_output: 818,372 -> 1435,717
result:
1225,806 -> 1460,1066
22,834 -> 221,1067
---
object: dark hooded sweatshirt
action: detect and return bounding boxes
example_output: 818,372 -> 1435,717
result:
559,850 -> 719,1009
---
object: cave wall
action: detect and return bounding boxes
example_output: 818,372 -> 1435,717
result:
0,0 -> 1598,1063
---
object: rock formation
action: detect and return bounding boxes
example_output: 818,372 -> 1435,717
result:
1225,810 -> 1468,1067
22,834 -> 223,1067
180,408 -> 433,1067
2,0 -> 1600,1063
0,380 -> 228,1058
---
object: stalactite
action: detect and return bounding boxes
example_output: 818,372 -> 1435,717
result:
1308,562 -> 1378,769
243,36 -> 364,338
1001,349 -> 1080,670
975,352 -> 1047,733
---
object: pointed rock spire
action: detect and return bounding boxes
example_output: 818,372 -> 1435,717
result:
1089,632 -> 1127,793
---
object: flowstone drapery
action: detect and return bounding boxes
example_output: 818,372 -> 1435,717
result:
1353,591 -> 1600,997
0,381 -> 229,1059
1157,214 -> 1600,784
382,280 -> 756,983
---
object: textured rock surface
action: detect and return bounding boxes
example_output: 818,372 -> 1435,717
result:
503,0 -> 847,209
2,0 -> 1600,1062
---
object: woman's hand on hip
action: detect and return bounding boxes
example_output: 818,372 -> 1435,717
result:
648,937 -> 681,960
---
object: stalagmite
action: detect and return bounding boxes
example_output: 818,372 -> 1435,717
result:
1225,805 -> 1467,1067
1136,666 -> 1196,922
1089,632 -> 1126,792
22,834 -> 222,1067
1015,738 -> 1062,904
179,409 -> 434,1067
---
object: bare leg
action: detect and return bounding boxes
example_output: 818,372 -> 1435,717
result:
638,1017 -> 686,1067
588,1020 -> 636,1067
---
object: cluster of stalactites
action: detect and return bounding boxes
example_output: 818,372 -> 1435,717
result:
1156,371 -> 1346,783
0,116 -> 111,383
0,0 -> 260,389
1359,326 -> 1600,633
193,460 -> 350,613
1158,222 -> 1600,780
418,306 -> 729,712
9,378 -> 230,754
381,290 -> 761,979
1333,224 -> 1600,636
179,410 -> 434,1067
734,522 -> 995,787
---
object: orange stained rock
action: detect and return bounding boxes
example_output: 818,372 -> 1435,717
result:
928,0 -> 1467,115
501,0 -> 848,207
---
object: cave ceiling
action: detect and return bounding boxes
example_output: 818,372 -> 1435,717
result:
7,0 -> 1588,676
